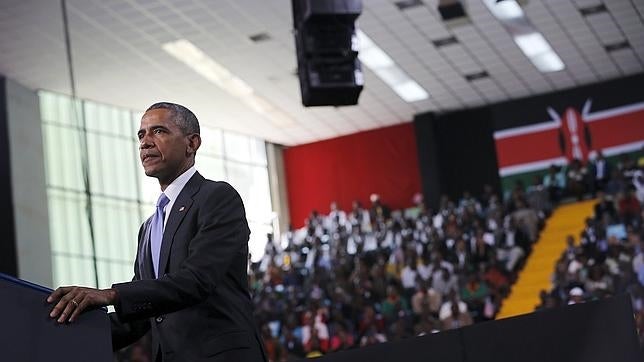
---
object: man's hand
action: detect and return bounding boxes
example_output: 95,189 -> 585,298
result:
47,286 -> 119,323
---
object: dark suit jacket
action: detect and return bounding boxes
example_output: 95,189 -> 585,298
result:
109,172 -> 267,361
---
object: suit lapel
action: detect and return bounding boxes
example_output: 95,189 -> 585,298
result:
158,172 -> 203,276
138,218 -> 155,280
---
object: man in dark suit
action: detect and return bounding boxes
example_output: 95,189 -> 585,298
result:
47,102 -> 267,361
589,150 -> 611,195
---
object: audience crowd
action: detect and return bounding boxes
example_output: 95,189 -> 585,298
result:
251,182 -> 551,360
252,151 -> 644,361
535,151 -> 644,350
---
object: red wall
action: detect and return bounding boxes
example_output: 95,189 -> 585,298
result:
284,123 -> 422,228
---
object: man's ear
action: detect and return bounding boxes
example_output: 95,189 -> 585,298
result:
186,133 -> 202,155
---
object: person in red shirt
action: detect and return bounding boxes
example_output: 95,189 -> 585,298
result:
619,187 -> 641,225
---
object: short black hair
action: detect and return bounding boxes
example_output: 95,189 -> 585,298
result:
146,102 -> 200,135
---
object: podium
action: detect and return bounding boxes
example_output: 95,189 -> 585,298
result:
314,294 -> 643,362
0,273 -> 112,362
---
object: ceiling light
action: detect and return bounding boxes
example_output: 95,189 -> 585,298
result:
529,50 -> 565,72
162,39 -> 295,127
356,30 -> 429,102
514,32 -> 551,58
514,32 -> 564,72
393,81 -> 429,102
488,0 -> 524,20
483,0 -> 565,73
374,66 -> 408,85
359,47 -> 394,68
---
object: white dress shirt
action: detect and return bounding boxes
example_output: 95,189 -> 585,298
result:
160,165 -> 197,227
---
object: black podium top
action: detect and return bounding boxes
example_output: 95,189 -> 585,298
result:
0,273 -> 112,362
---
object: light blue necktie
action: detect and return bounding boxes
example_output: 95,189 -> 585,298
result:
150,193 -> 170,278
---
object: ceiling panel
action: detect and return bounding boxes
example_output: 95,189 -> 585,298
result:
0,0 -> 642,145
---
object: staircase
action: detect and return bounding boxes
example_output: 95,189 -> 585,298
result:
496,199 -> 597,319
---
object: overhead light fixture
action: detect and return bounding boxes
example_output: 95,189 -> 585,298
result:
356,30 -> 429,102
483,0 -> 565,73
162,39 -> 295,127
513,32 -> 564,72
514,32 -> 551,57
488,0 -> 524,20
393,81 -> 429,102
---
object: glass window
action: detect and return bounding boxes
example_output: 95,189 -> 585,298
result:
139,165 -> 160,213
47,188 -> 92,257
132,111 -> 144,134
224,155 -> 272,264
197,155 -> 226,182
250,138 -> 267,166
39,92 -> 57,123
224,131 -> 251,163
47,93 -> 82,128
52,254 -> 96,287
40,91 -> 145,288
96,259 -> 132,289
225,162 -> 253,208
249,221 -> 272,263
248,166 -> 272,222
42,124 -> 85,191
200,127 -> 223,157
91,196 -> 139,262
